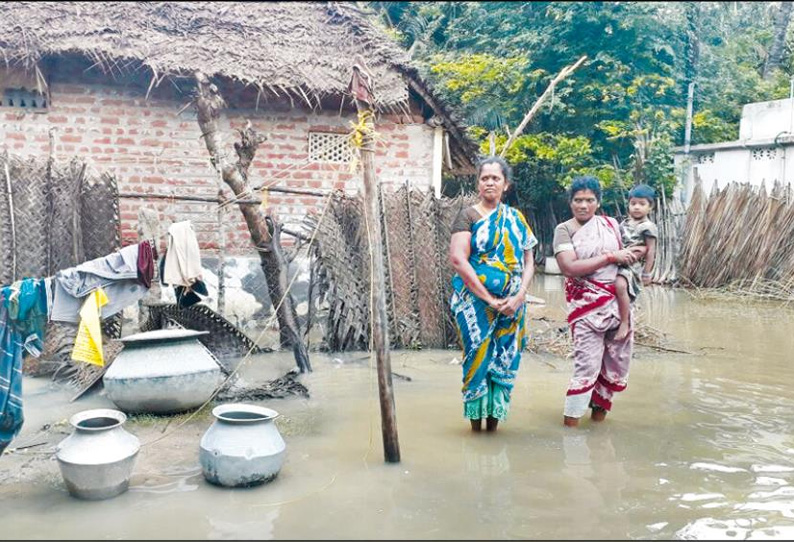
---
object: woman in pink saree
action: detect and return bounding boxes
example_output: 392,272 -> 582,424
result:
553,177 -> 646,427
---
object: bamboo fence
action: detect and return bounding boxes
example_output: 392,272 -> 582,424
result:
0,153 -> 121,378
679,177 -> 794,300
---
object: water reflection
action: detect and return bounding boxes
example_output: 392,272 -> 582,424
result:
207,509 -> 281,539
461,439 -> 511,477
4,285 -> 794,539
129,465 -> 202,495
559,429 -> 630,538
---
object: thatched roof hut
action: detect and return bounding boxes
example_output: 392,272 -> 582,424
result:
0,1 -> 477,172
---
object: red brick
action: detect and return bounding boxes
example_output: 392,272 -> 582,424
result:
60,134 -> 82,143
101,117 -> 120,125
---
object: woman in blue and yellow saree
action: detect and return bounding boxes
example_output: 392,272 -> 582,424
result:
449,157 -> 537,432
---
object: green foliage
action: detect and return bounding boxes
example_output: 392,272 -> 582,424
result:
430,54 -> 535,127
369,1 -> 794,245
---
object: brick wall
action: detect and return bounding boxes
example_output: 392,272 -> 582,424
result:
0,68 -> 436,258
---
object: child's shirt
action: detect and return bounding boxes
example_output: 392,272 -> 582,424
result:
618,217 -> 658,301
619,217 -> 658,249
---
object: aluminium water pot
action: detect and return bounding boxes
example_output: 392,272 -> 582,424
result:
199,403 -> 286,488
103,328 -> 224,414
55,408 -> 140,500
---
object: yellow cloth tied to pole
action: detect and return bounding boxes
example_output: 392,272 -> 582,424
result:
71,288 -> 109,367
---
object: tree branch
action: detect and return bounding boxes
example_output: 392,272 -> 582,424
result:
499,55 -> 587,159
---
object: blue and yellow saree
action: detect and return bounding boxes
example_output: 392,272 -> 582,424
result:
450,203 -> 537,420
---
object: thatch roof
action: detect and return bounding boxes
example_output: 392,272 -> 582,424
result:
0,1 -> 477,172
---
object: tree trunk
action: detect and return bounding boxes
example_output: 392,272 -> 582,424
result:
764,1 -> 793,79
193,71 -> 311,373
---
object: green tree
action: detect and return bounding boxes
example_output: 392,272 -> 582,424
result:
368,1 -> 794,249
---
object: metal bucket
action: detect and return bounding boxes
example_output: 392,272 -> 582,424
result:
199,403 -> 286,488
55,409 -> 140,500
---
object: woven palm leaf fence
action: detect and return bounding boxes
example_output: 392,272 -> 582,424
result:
308,185 -> 687,355
679,178 -> 794,300
307,186 -> 477,351
0,153 -> 121,378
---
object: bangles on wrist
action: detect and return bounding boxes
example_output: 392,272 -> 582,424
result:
605,252 -> 618,264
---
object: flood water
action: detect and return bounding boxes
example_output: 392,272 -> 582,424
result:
3,275 -> 794,539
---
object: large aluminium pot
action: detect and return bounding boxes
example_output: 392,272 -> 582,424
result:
199,404 -> 286,488
103,328 -> 224,414
55,408 -> 140,500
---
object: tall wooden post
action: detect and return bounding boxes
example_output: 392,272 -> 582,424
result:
349,64 -> 401,463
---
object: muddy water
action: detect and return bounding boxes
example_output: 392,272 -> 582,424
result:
3,275 -> 794,540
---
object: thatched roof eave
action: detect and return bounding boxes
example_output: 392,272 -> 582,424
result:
0,1 -> 477,171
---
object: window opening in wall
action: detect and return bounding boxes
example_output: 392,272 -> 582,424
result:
751,147 -> 777,161
308,131 -> 353,163
696,152 -> 715,164
2,88 -> 48,110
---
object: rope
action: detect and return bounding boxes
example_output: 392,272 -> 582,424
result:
250,473 -> 338,508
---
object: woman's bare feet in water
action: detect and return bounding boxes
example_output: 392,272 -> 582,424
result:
486,417 -> 499,432
563,416 -> 579,427
591,407 -> 607,422
471,419 -> 482,432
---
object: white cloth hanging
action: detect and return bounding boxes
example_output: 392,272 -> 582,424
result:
163,220 -> 203,287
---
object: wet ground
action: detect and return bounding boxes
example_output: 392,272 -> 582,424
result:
2,275 -> 794,540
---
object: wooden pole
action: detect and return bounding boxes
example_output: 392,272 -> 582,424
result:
349,63 -> 401,463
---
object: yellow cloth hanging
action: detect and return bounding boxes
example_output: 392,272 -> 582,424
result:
71,288 -> 109,367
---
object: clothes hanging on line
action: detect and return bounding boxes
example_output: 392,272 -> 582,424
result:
50,243 -> 151,324
0,238 -> 160,453
136,239 -> 156,289
0,278 -> 48,455
71,288 -> 109,367
163,221 -> 203,288
160,221 -> 208,308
